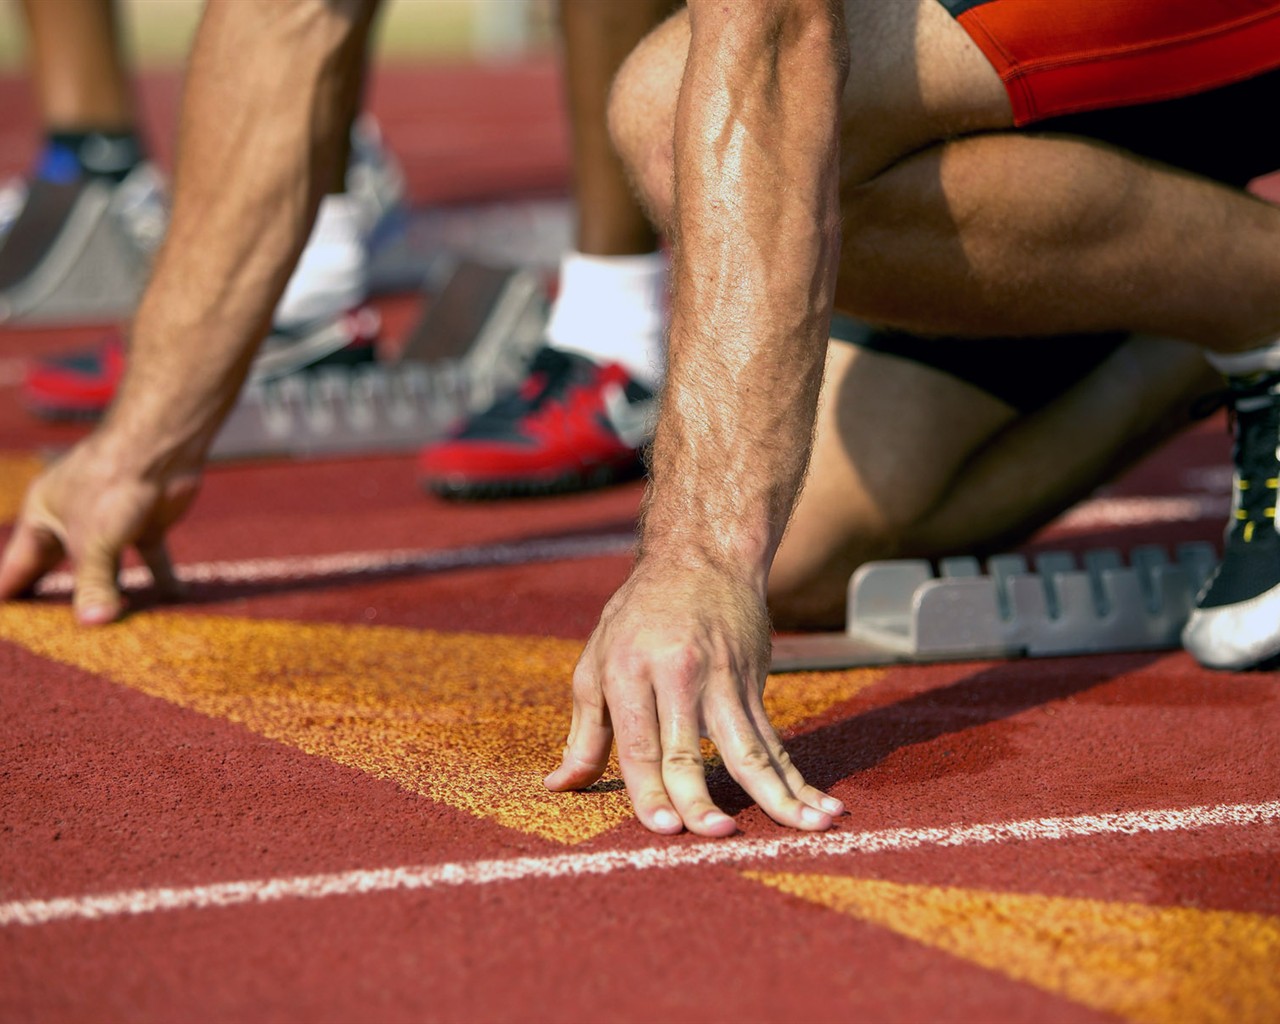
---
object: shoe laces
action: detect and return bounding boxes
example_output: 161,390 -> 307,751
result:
1211,370 -> 1280,544
500,347 -> 589,414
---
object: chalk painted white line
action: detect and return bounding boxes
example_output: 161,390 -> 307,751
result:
4,799 -> 1277,928
34,532 -> 637,596
28,494 -> 1222,597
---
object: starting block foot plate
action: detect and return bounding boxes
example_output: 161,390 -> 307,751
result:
770,543 -> 1218,672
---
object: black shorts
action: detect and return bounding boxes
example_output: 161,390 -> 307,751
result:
830,315 -> 1128,413
836,2 -> 1280,412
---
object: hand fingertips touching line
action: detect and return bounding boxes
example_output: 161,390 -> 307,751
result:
544,722 -> 613,791
648,807 -> 684,834
140,543 -> 186,598
73,578 -> 125,625
800,786 -> 846,817
715,719 -> 832,831
544,747 -> 610,791
0,524 -> 63,599
72,551 -> 124,626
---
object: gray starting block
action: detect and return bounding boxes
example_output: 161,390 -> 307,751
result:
211,363 -> 465,460
770,543 -> 1219,672
209,260 -> 547,460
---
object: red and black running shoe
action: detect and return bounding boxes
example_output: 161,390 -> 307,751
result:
21,328 -> 128,420
22,308 -> 381,421
418,346 -> 656,499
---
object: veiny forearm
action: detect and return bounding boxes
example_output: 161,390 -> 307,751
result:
103,0 -> 376,475
639,0 -> 847,589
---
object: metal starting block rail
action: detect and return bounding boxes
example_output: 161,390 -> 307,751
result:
210,261 -> 547,460
770,543 -> 1219,672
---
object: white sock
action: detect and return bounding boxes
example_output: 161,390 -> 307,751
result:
273,193 -> 369,330
545,250 -> 668,387
1205,339 -> 1280,377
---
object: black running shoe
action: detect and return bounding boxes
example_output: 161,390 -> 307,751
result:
1183,370 -> 1280,670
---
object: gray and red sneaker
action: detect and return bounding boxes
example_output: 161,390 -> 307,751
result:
418,346 -> 656,499
22,307 -> 381,421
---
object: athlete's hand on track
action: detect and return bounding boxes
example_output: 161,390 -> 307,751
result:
545,560 -> 844,835
0,435 -> 199,624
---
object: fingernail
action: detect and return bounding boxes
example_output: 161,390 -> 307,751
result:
800,806 -> 830,828
820,797 -> 844,815
704,811 -> 734,829
652,809 -> 680,830
77,605 -> 115,625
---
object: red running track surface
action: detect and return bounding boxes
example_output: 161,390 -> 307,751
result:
2,64 -> 1279,1024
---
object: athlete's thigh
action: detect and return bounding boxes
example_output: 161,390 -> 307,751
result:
840,0 -> 1012,182
612,1 -> 1012,199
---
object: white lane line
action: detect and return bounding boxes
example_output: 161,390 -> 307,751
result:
33,532 -> 637,596
28,492 -> 1220,597
4,800 -> 1276,928
1055,494 -> 1227,531
22,494 -> 1226,599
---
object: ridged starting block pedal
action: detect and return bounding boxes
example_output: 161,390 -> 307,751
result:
211,363 -> 464,460
770,543 -> 1219,672
209,260 -> 546,460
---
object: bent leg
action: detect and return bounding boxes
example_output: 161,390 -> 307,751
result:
840,131 -> 1280,352
612,0 -> 1280,353
770,334 -> 1220,628
611,0 -> 1010,234
560,0 -> 672,256
22,0 -> 133,131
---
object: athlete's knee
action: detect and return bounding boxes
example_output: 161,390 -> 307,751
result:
768,518 -> 905,631
607,11 -> 687,232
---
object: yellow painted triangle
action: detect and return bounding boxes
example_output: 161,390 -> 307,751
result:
0,453 -> 44,523
0,605 -> 883,844
745,872 -> 1280,1024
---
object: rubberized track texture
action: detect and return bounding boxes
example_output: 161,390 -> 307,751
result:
3,64 -> 1280,1024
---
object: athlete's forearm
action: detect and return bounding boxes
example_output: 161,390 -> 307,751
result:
100,0 -> 376,475
639,0 -> 848,587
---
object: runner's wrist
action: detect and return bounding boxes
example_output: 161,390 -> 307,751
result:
92,410 -> 209,482
636,511 -> 775,596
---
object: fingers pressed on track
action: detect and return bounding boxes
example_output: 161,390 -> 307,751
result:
72,538 -> 124,625
610,679 -> 683,834
544,666 -> 615,792
0,522 -> 64,600
748,692 -> 845,817
657,699 -> 737,836
139,540 -> 186,600
710,701 -> 833,831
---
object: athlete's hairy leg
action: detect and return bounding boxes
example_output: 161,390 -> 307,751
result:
0,0 -> 378,623
770,335 -> 1220,629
